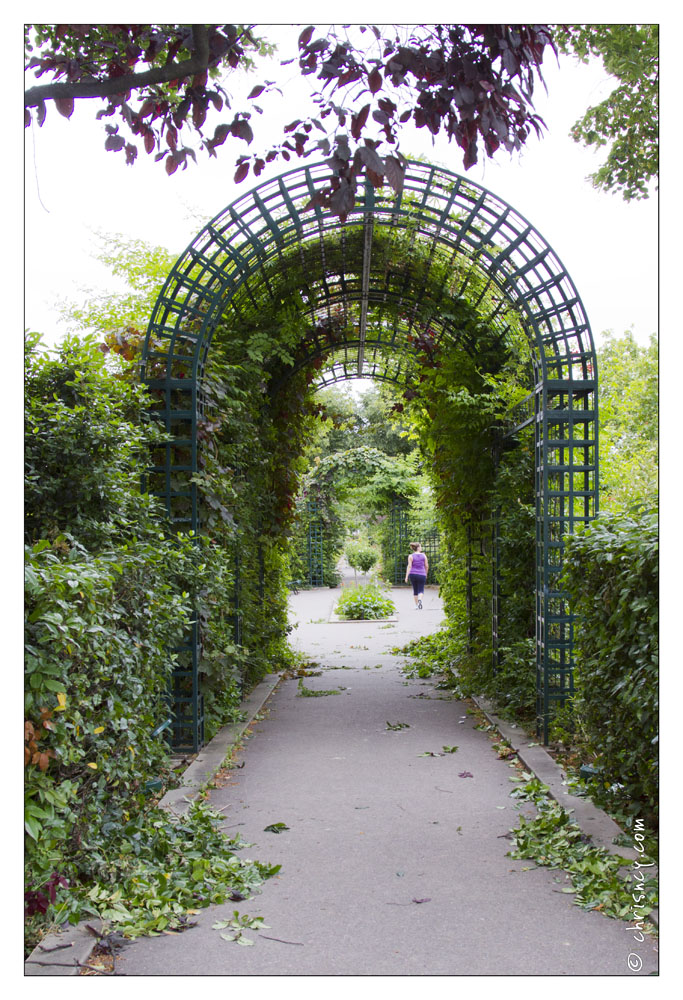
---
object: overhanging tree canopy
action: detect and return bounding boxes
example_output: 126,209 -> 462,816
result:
24,23 -> 555,205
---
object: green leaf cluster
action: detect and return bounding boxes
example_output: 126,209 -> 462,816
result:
345,539 -> 379,574
24,332 -> 281,952
597,331 -> 658,514
335,584 -> 396,620
557,24 -> 658,200
561,510 -> 658,825
509,788 -> 657,925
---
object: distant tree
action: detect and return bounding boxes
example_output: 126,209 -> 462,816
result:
597,331 -> 658,512
25,23 -> 556,217
57,231 -> 177,348
556,24 -> 658,200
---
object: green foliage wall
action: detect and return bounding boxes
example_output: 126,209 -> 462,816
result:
24,333 -> 209,936
561,511 -> 658,825
396,304 -> 536,716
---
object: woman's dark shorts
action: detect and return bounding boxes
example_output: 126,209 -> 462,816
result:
408,573 -> 426,596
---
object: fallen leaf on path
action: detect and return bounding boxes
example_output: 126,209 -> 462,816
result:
458,771 -> 474,778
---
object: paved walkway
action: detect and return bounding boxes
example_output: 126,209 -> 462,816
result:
117,584 -> 658,976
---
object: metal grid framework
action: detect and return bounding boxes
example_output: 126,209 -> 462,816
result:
387,500 -> 441,586
141,160 -> 598,747
306,500 -> 325,587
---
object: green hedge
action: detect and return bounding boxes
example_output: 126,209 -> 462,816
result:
562,511 -> 658,825
23,333 -> 285,948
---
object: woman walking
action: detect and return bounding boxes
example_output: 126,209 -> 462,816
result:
405,541 -> 429,609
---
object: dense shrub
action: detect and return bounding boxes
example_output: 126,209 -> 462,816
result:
335,584 -> 396,620
23,333 -> 282,949
561,510 -> 658,825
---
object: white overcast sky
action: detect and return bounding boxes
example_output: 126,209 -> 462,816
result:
23,19 -> 660,350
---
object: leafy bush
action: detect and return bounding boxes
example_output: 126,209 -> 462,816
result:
335,584 -> 396,620
23,332 -> 282,951
345,539 -> 379,574
561,510 -> 658,825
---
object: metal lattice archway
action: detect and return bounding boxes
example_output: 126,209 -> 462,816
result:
142,161 -> 598,748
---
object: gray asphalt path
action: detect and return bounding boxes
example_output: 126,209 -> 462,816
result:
117,583 -> 658,976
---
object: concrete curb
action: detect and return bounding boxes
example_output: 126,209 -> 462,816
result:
24,920 -> 105,977
159,672 -> 283,816
471,695 -> 658,928
24,673 -> 284,976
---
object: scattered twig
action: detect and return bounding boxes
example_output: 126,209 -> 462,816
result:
38,941 -> 74,952
260,934 -> 305,946
26,959 -> 81,969
26,958 -> 122,976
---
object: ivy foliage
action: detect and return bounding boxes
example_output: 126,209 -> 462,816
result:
24,332 -> 280,951
392,281 -> 536,716
561,511 -> 658,826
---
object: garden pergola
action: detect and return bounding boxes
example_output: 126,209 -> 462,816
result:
141,160 -> 598,748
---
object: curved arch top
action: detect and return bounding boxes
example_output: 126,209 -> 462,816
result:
142,160 -> 595,389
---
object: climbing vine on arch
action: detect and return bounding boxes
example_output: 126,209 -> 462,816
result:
194,213 -> 539,708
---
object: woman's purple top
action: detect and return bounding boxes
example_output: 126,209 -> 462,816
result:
409,551 -> 427,576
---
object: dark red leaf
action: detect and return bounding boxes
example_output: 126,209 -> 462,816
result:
55,97 -> 74,119
210,123 -> 231,148
104,134 -> 126,152
248,85 -> 265,99
351,103 -> 370,141
298,26 -> 315,49
139,98 -> 156,119
230,119 -> 253,144
357,145 -> 384,175
193,102 -> 207,130
234,161 -> 250,183
462,141 -> 478,170
329,180 -> 356,219
384,155 -> 405,195
368,67 -> 383,94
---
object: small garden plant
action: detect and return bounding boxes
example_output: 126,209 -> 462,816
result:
334,584 -> 396,621
345,539 -> 379,581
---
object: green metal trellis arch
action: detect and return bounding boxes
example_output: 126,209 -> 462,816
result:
141,160 -> 598,749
